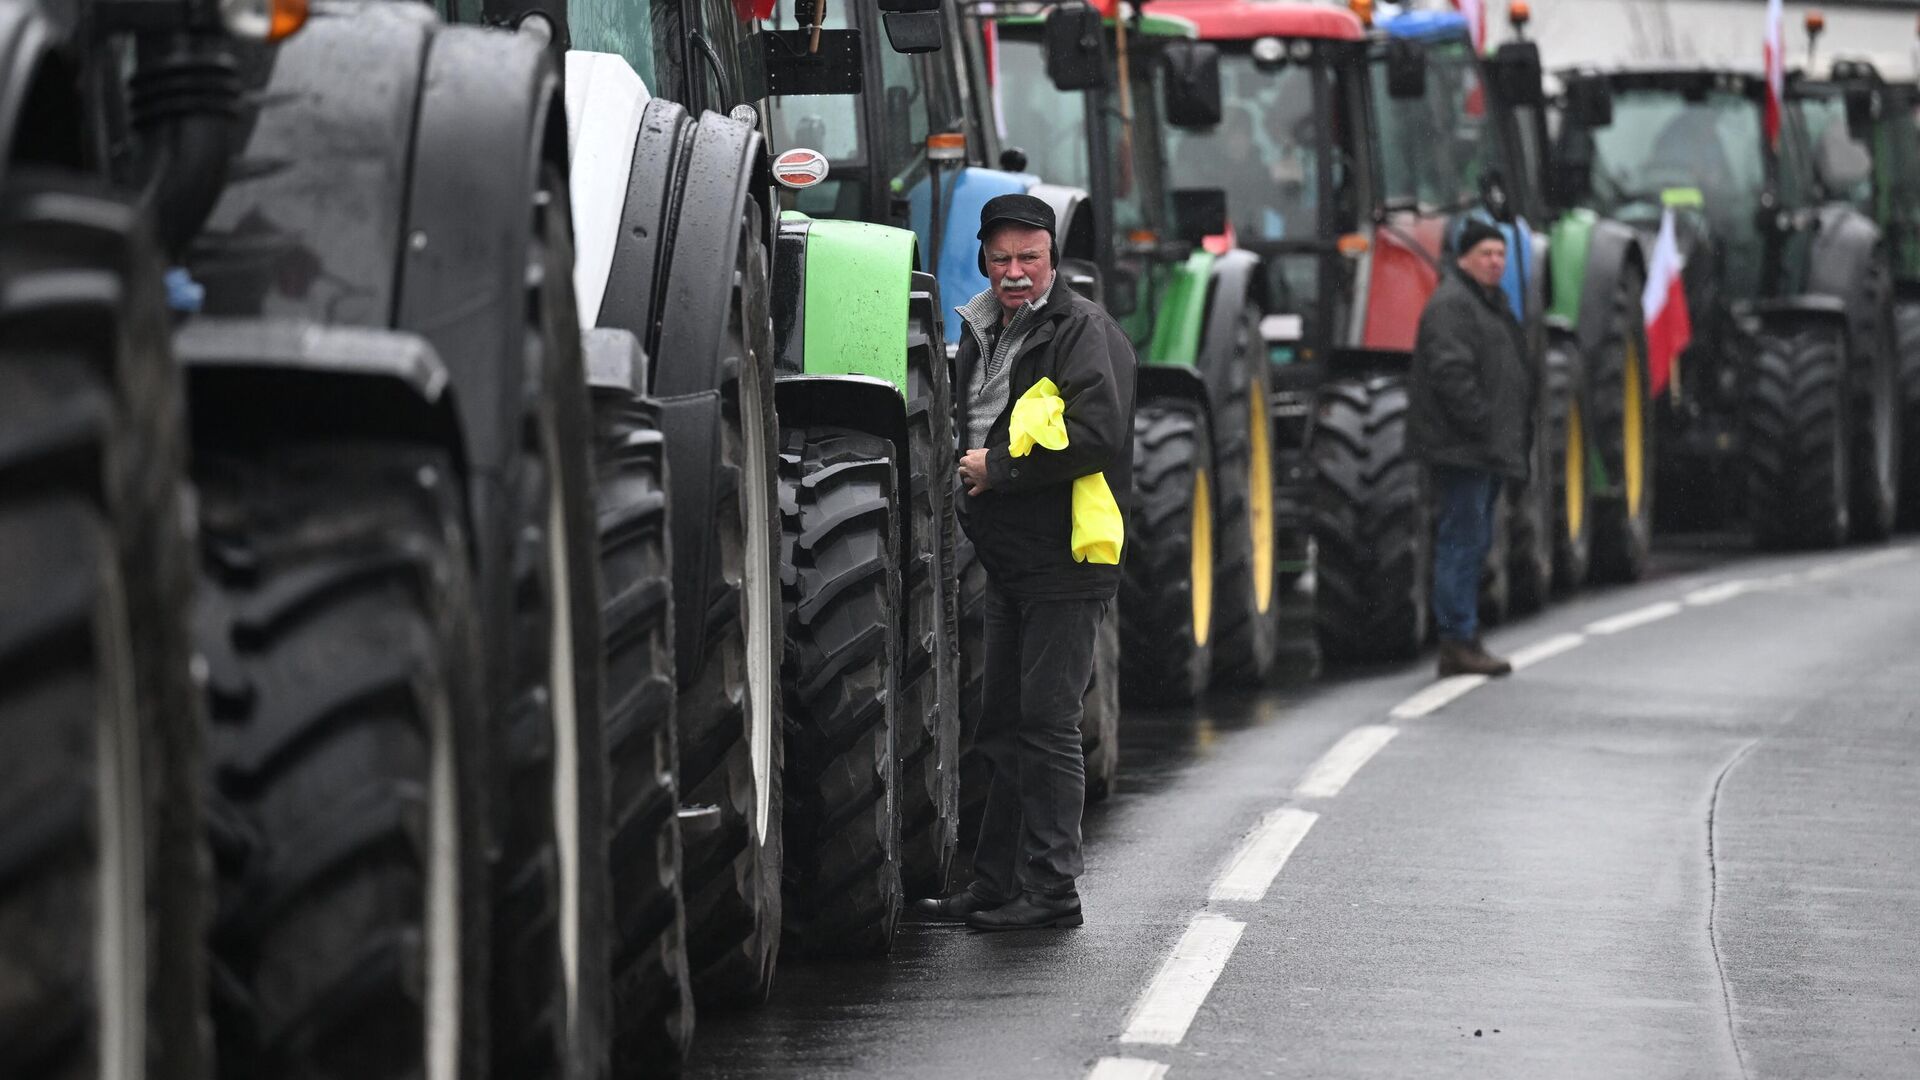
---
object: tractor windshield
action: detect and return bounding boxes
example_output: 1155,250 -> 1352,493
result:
1794,94 -> 1873,212
1164,50 -> 1321,243
566,0 -> 662,90
1588,89 -> 1765,224
1371,38 -> 1491,211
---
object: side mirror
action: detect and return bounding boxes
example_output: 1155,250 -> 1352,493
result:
1486,42 -> 1543,107
1161,40 -> 1224,128
1564,75 -> 1614,129
999,147 -> 1030,172
1385,38 -> 1425,100
1171,187 -> 1228,245
1044,4 -> 1108,92
882,11 -> 943,53
1843,84 -> 1876,143
1547,128 -> 1596,205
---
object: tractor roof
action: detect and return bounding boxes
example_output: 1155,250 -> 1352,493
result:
1375,9 -> 1469,42
994,10 -> 1197,38
1140,1 -> 1365,43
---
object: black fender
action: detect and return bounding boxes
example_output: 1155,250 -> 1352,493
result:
652,388 -> 723,677
1746,295 -> 1852,347
1569,216 -> 1646,366
1805,205 -> 1886,359
776,374 -> 911,473
596,97 -> 694,359
1195,248 -> 1265,400
1,3 -> 83,187
653,112 -> 767,398
582,326 -> 649,396
1137,363 -> 1219,479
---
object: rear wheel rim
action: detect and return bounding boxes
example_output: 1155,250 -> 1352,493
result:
1248,383 -> 1274,615
1192,466 -> 1214,647
1566,397 -> 1586,541
94,556 -> 143,1080
1623,341 -> 1644,517
545,430 -> 583,1045
427,467 -> 462,1080
742,359 -> 776,840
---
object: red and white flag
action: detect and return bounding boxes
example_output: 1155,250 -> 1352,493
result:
1763,0 -> 1785,146
1455,0 -> 1486,53
1642,209 -> 1692,399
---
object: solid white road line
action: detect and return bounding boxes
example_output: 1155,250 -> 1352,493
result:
1086,1057 -> 1171,1080
1293,728 -> 1398,801
1388,674 -> 1487,720
1119,914 -> 1246,1046
1210,808 -> 1321,902
1507,631 -> 1587,670
1842,547 -> 1917,571
1686,579 -> 1756,606
1584,600 -> 1683,635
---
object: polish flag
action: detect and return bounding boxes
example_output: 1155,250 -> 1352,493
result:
1763,0 -> 1784,146
1454,0 -> 1486,52
1641,209 -> 1691,399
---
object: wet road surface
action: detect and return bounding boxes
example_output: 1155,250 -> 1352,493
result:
685,537 -> 1920,1079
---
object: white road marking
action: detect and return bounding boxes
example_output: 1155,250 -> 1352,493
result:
1086,1057 -> 1170,1080
1804,562 -> 1846,581
1686,579 -> 1756,606
1294,728 -> 1398,801
1584,600 -> 1683,635
1210,808 -> 1321,902
1507,632 -> 1587,670
1388,675 -> 1488,720
1119,914 -> 1246,1046
1842,547 -> 1917,571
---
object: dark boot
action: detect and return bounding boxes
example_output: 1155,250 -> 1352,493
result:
1438,638 -> 1513,678
911,888 -> 1006,923
965,891 -> 1083,932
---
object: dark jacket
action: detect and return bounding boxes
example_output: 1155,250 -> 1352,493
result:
957,287 -> 1137,601
1409,267 -> 1532,479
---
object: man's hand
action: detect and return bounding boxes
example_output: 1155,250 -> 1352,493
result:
958,448 -> 992,496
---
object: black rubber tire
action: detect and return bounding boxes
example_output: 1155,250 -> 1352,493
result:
193,443 -> 490,1079
1080,600 -> 1121,803
678,204 -> 784,1007
1504,368 -> 1556,616
896,282 -> 960,898
0,176 -> 207,1080
953,534 -> 989,854
1478,491 -> 1511,628
1588,264 -> 1656,582
1209,309 -> 1284,685
1747,322 -> 1852,549
1545,342 -> 1595,592
777,428 -> 904,958
588,387 -> 692,1075
1119,398 -> 1217,703
1310,376 -> 1429,662
1896,300 -> 1920,530
1847,265 -> 1900,541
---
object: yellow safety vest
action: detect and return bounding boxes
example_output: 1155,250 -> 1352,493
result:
1006,377 -> 1124,565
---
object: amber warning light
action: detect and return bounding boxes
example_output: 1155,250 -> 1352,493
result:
220,0 -> 309,41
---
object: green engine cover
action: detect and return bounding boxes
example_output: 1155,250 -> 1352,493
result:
790,212 -> 918,393
1146,249 -> 1215,367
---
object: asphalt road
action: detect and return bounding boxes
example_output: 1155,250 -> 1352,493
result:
685,537 -> 1920,1080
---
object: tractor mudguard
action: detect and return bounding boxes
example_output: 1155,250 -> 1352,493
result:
653,112 -> 768,398
595,98 -> 694,357
1138,363 -> 1217,473
1196,248 -> 1264,394
652,388 -> 723,662
1806,205 -> 1885,350
776,213 -> 918,392
0,3 -> 74,189
1568,216 -> 1644,367
565,51 -> 652,328
1147,249 -> 1216,367
774,374 -> 912,480
582,325 -> 649,396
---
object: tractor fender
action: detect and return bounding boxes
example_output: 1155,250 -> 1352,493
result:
1745,295 -> 1853,354
594,97 -> 694,356
1137,363 -> 1219,478
1,3 -> 81,188
1805,205 -> 1886,355
775,374 -> 912,481
774,214 -> 919,393
564,50 -> 652,328
653,110 -> 767,398
1195,248 -> 1265,402
1569,216 -> 1645,366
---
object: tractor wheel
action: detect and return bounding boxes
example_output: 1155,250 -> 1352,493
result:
1120,399 -> 1217,703
1848,266 -> 1900,541
194,444 -> 490,1080
0,176 -> 206,1080
588,388 -> 692,1074
1588,266 -> 1655,582
1209,309 -> 1284,685
1081,600 -> 1121,803
1310,376 -> 1429,662
897,286 -> 960,897
1897,300 -> 1920,530
1747,321 -> 1852,549
953,534 -> 989,853
1504,369 -> 1556,616
777,428 -> 904,958
1545,341 -> 1594,591
679,206 -> 784,1005
1478,490 -> 1511,628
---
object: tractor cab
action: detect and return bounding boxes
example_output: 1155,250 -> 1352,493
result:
1792,60 -> 1920,284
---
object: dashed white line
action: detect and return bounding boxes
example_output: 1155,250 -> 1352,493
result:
1210,808 -> 1321,902
1086,1057 -> 1170,1080
1388,674 -> 1487,720
1293,728 -> 1398,800
1585,600 -> 1683,635
1508,631 -> 1587,670
1685,579 -> 1757,606
1119,914 -> 1246,1046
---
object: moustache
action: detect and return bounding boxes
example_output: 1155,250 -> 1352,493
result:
999,275 -> 1035,291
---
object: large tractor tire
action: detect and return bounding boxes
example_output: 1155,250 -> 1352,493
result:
1504,365 -> 1556,616
1747,322 -> 1852,548
1588,267 -> 1655,582
1897,300 -> 1920,530
897,286 -> 960,897
1478,492 -> 1511,628
953,534 -> 989,855
588,386 -> 692,1074
1310,376 -> 1428,662
194,443 -> 490,1079
1544,342 -> 1595,591
1847,267 -> 1900,541
0,177 -> 207,1080
1081,600 -> 1121,803
1209,310 -> 1285,685
777,429 -> 904,958
1120,398 -> 1217,703
678,210 -> 784,1006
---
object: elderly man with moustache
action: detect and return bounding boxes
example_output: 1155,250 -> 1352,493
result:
913,194 -> 1136,931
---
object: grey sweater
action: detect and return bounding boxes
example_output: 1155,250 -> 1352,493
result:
957,282 -> 1055,449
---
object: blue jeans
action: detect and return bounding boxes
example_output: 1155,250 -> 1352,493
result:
1431,464 -> 1501,644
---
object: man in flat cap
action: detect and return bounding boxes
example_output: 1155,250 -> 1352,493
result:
1410,218 -> 1531,678
914,194 -> 1135,931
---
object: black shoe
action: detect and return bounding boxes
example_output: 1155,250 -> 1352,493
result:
911,889 -> 1005,923
965,892 -> 1083,932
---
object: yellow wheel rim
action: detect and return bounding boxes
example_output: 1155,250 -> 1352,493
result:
1191,466 -> 1213,647
1248,383 -> 1275,615
1566,396 -> 1586,540
1623,342 -> 1645,517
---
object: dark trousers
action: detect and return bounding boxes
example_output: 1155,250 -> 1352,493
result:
1431,463 -> 1502,644
969,579 -> 1103,900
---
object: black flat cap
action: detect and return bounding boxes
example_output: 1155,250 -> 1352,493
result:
1456,218 -> 1507,254
977,193 -> 1056,240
